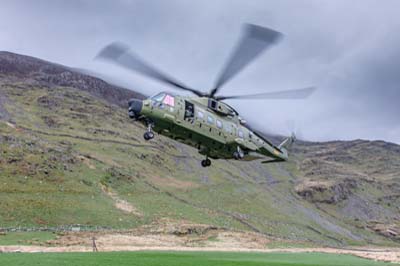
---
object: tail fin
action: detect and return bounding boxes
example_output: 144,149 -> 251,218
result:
261,134 -> 295,164
278,133 -> 296,151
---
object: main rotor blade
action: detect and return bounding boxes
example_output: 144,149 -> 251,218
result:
96,42 -> 205,97
215,87 -> 316,100
210,24 -> 283,97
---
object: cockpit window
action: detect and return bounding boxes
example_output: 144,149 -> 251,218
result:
163,94 -> 175,106
151,92 -> 166,102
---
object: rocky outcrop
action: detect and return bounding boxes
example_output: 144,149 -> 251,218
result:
367,222 -> 400,240
295,178 -> 357,204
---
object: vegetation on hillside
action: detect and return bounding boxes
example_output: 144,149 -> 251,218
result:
0,52 -> 399,247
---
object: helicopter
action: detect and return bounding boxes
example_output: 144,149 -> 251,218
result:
96,24 -> 315,167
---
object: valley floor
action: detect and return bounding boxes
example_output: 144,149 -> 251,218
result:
0,231 -> 399,263
0,248 -> 398,266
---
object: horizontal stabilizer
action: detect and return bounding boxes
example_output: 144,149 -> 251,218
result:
261,158 -> 285,164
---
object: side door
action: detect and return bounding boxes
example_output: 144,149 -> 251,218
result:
175,97 -> 185,123
216,118 -> 227,143
194,106 -> 206,135
183,101 -> 195,124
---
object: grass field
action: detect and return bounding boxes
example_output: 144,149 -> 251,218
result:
0,231 -> 56,245
0,251 -> 396,266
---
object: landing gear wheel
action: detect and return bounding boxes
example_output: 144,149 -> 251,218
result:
233,146 -> 244,160
143,122 -> 155,141
143,131 -> 154,141
201,158 -> 211,167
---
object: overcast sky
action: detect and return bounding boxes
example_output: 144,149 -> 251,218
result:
1,0 -> 400,143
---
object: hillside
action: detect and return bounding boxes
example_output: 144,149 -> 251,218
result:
0,51 -> 399,247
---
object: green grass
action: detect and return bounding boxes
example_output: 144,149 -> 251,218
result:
0,232 -> 56,245
266,241 -> 319,249
0,251 -> 395,266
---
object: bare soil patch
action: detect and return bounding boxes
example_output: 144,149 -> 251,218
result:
150,176 -> 199,189
100,185 -> 142,216
76,155 -> 96,169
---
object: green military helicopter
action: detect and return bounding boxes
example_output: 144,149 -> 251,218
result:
97,24 -> 315,167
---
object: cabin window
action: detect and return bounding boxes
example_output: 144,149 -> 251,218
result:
151,92 -> 166,102
216,119 -> 223,129
238,129 -> 244,139
162,94 -> 175,106
207,115 -> 214,125
197,110 -> 204,119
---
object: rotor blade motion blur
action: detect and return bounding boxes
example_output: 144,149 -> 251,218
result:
215,87 -> 316,100
95,25 -> 314,103
95,42 -> 205,97
210,24 -> 283,97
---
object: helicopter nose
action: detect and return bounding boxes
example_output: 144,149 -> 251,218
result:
128,98 -> 142,118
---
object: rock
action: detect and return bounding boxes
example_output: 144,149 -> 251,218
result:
295,178 -> 357,204
367,222 -> 400,239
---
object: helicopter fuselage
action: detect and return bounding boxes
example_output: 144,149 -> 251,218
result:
129,92 -> 291,163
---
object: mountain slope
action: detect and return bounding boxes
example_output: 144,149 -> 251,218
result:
0,52 -> 399,247
0,51 -> 145,108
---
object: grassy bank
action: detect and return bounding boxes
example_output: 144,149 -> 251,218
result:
0,251 -> 395,266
